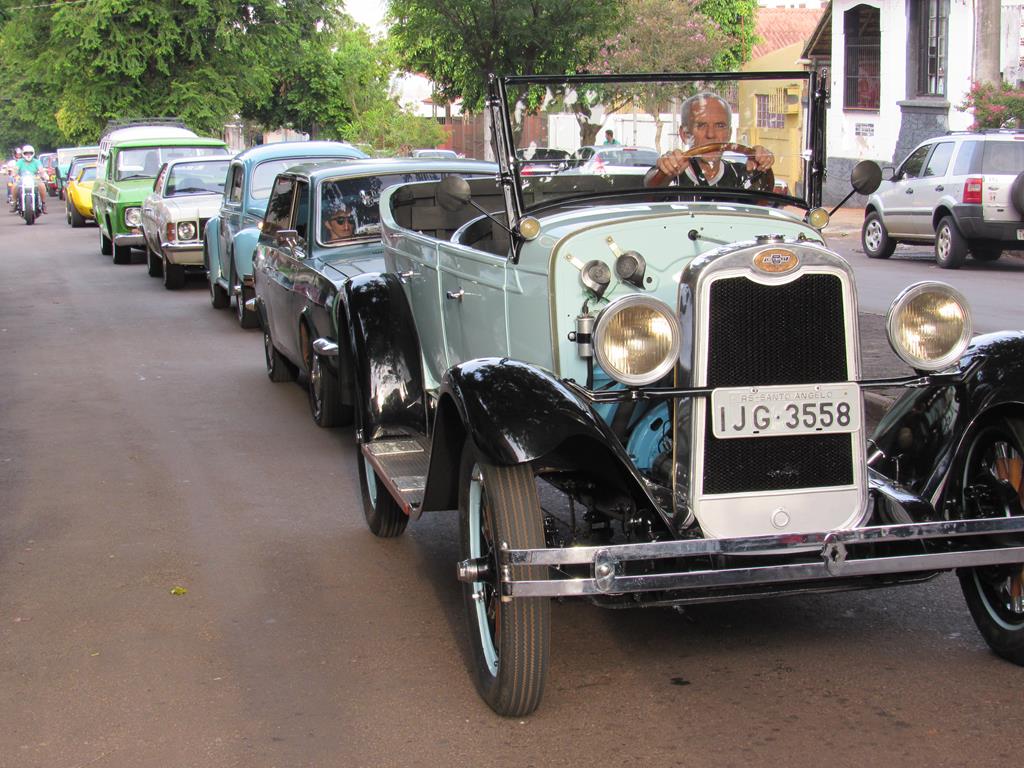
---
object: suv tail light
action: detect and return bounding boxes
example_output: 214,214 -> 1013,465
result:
963,177 -> 983,205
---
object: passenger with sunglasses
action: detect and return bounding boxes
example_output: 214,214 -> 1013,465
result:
322,201 -> 356,243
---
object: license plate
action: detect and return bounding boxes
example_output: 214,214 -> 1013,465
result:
711,383 -> 861,439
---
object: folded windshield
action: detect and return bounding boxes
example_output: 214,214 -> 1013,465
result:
494,73 -> 817,213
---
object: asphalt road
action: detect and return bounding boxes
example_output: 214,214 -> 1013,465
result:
2,209 -> 1022,768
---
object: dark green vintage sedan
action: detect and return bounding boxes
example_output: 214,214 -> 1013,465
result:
250,157 -> 496,427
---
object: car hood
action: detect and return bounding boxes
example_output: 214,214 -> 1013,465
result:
160,194 -> 224,219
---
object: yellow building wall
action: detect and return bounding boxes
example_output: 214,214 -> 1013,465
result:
738,43 -> 808,195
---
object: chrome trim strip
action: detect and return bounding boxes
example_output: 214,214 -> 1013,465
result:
312,338 -> 339,358
113,233 -> 144,246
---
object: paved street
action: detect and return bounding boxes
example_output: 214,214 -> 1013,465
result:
2,209 -> 1023,768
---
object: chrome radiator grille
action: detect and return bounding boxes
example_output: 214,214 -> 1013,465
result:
701,273 -> 853,494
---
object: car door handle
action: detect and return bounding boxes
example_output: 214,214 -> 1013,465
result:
905,189 -> 914,194
445,289 -> 465,301
934,185 -> 943,192
398,269 -> 419,283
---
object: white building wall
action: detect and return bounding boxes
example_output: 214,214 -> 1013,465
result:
828,0 -> 975,165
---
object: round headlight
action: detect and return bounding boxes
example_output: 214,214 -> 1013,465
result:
886,281 -> 972,371
593,295 -> 680,386
124,207 -> 142,227
177,221 -> 197,241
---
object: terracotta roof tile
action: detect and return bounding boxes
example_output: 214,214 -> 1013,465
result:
752,7 -> 825,59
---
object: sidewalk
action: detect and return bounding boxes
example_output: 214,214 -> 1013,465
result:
823,205 -> 865,237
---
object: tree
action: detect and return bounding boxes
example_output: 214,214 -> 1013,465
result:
388,0 -> 623,111
343,100 -> 447,154
696,0 -> 758,70
958,80 -> 1024,129
589,0 -> 725,148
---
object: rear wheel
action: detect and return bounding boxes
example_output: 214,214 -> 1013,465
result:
264,327 -> 296,383
232,262 -> 259,329
70,202 -> 85,228
357,447 -> 408,538
112,240 -> 132,265
957,417 -> 1024,665
935,216 -> 967,269
861,211 -> 896,259
972,245 -> 1002,262
458,440 -> 549,716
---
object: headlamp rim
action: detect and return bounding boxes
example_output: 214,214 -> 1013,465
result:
885,280 -> 972,372
593,294 -> 680,387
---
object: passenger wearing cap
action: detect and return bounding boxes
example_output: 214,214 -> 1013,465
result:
15,144 -> 47,213
322,200 -> 356,243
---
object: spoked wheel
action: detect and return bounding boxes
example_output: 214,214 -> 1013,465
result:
957,417 -> 1024,664
458,440 -> 549,716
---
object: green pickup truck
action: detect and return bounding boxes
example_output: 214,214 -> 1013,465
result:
91,125 -> 228,264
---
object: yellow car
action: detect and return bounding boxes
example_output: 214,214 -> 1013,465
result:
65,161 -> 96,227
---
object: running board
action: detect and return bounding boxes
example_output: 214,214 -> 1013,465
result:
361,436 -> 431,516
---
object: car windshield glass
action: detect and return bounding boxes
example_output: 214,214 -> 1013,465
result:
115,146 -> 224,181
318,172 -> 446,246
78,166 -> 96,182
250,157 -> 355,201
498,73 -> 811,210
982,140 -> 1024,174
166,159 -> 230,196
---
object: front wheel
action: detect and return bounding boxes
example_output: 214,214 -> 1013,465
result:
861,211 -> 896,259
957,417 -> 1024,665
935,216 -> 967,269
100,224 -> 113,255
458,440 -> 549,716
162,257 -> 185,290
357,447 -> 408,537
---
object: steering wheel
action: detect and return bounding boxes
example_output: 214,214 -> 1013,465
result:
650,142 -> 775,193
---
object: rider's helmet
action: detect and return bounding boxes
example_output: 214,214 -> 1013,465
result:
14,147 -> 22,158
22,145 -> 34,158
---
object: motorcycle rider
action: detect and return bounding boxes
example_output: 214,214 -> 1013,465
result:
15,145 -> 47,214
6,146 -> 23,206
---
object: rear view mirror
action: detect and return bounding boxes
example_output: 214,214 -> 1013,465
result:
436,175 -> 472,212
850,160 -> 882,195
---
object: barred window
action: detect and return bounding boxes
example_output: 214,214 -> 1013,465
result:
919,0 -> 949,96
756,92 -> 785,129
844,5 -> 881,110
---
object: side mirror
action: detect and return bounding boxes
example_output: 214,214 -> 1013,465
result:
436,175 -> 472,212
275,229 -> 299,247
882,166 -> 896,181
850,160 -> 882,196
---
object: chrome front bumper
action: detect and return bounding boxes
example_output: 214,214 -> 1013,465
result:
160,241 -> 204,265
480,517 -> 1024,599
113,232 -> 144,247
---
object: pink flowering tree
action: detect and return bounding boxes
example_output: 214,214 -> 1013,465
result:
958,81 -> 1024,129
581,0 -> 725,148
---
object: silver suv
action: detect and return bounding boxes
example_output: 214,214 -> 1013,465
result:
862,131 -> 1024,268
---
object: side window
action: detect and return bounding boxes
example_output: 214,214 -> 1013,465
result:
227,164 -> 243,204
292,180 -> 309,242
262,176 -> 295,237
953,140 -> 983,175
923,141 -> 954,177
899,144 -> 931,179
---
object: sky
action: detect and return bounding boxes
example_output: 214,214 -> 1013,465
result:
345,0 -> 388,33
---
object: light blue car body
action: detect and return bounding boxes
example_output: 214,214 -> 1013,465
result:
204,141 -> 368,319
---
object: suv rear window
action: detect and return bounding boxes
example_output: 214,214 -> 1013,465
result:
982,140 -> 1024,174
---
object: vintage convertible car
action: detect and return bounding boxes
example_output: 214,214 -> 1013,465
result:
336,71 -> 1024,716
141,155 -> 232,289
250,158 -> 496,426
204,141 -> 367,329
64,161 -> 96,227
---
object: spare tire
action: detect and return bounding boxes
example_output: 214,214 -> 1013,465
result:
1010,171 -> 1024,216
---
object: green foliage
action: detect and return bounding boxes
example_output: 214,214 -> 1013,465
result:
388,0 -> 623,110
696,0 -> 758,70
958,80 -> 1024,129
343,100 -> 448,154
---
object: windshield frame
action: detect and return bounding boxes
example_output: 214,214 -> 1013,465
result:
488,70 -> 825,230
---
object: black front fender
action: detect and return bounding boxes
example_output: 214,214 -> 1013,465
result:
870,331 -> 1024,516
420,358 -> 660,515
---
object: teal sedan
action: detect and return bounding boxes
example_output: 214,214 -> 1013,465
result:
251,157 -> 496,427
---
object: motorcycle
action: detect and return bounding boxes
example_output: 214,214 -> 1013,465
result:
18,172 -> 42,225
